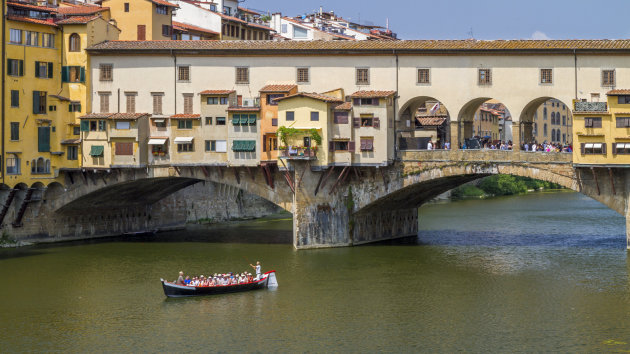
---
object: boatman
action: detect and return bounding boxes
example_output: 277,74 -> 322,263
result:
249,261 -> 261,280
176,271 -> 185,285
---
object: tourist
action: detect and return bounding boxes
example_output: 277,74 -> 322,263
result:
427,140 -> 433,150
250,261 -> 262,280
184,276 -> 191,285
176,271 -> 185,285
444,141 -> 450,150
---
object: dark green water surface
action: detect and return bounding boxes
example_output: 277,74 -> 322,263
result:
1,191 -> 630,352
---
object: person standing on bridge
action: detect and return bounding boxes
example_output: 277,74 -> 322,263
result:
250,261 -> 262,280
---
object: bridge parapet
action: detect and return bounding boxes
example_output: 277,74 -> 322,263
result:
401,150 -> 573,164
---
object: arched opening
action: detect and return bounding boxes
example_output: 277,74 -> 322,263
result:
458,98 -> 512,149
69,33 -> 81,52
398,96 -> 452,150
519,97 -> 573,152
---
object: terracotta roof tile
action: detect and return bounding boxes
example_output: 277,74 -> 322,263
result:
7,15 -> 58,27
416,117 -> 447,126
80,113 -> 113,119
274,92 -> 344,103
110,113 -> 150,120
56,15 -> 100,25
149,0 -> 178,8
259,84 -> 297,93
227,106 -> 261,112
333,102 -> 353,110
350,90 -> 396,98
172,21 -> 219,36
238,7 -> 260,15
607,89 -> 630,96
7,2 -> 57,12
88,39 -> 630,53
199,90 -> 235,95
170,114 -> 201,119
57,5 -> 108,15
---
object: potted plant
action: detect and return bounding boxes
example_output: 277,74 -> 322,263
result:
159,151 -> 166,156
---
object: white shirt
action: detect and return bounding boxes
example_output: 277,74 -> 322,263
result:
255,265 -> 261,275
427,142 -> 433,150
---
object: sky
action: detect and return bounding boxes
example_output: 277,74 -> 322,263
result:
244,0 -> 630,40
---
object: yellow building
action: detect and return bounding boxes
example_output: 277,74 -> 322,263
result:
101,0 -> 178,40
572,89 -> 630,165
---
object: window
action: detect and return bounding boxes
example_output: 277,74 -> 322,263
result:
272,118 -> 278,126
562,116 -> 566,126
25,31 -> 38,46
360,138 -> 374,151
41,33 -> 54,48
100,64 -> 112,81
220,97 -> 228,105
156,5 -> 168,14
602,70 -> 615,86
417,68 -> 430,84
178,66 -> 190,81
64,66 -> 84,83
334,112 -> 349,124
267,94 -> 284,106
98,120 -> 107,131
297,67 -> 309,83
207,97 -> 219,105
356,68 -> 369,85
69,33 -> 81,52
7,59 -> 23,76
286,111 -> 295,121
33,91 -> 47,114
584,117 -> 602,128
154,119 -> 166,129
216,117 -> 226,125
618,96 -> 630,104
178,143 -> 194,152
543,123 -> 548,137
38,126 -> 50,152
99,92 -> 110,113
124,3 -> 129,12
540,69 -> 553,84
215,140 -> 227,152
162,25 -> 171,37
293,26 -> 308,38
115,142 -> 133,155
617,117 -> 630,128
332,141 -> 349,151
10,122 -> 19,141
359,115 -> 375,127
10,29 -> 22,44
152,93 -> 163,115
205,117 -> 212,125
73,126 -> 80,135
116,121 -> 131,130
67,146 -> 78,160
478,69 -> 492,85
236,67 -> 249,84
69,102 -> 81,112
10,90 -> 19,107
183,94 -> 193,114
310,112 -> 319,121
551,112 -> 555,124
90,121 -> 97,131
177,119 -> 193,129
6,156 -> 20,175
205,140 -> 216,152
35,61 -> 52,78
125,93 -> 136,113
581,143 -> 606,155
281,24 -> 288,33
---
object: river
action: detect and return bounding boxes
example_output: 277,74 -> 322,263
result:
1,191 -> 629,352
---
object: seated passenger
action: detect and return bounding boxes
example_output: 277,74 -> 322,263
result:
184,276 -> 191,285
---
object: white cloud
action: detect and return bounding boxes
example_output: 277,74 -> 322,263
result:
531,31 -> 551,40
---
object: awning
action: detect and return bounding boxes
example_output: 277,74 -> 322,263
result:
240,116 -> 249,125
89,145 -> 104,157
248,116 -> 256,124
232,140 -> 256,152
174,137 -> 194,144
585,143 -> 594,149
148,138 -> 168,145
153,119 -> 165,123
232,117 -> 240,125
593,143 -> 602,149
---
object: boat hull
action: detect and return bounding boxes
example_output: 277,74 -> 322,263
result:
161,271 -> 277,298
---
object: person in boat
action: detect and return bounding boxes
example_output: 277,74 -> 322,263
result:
176,271 -> 185,285
184,276 -> 191,285
250,261 -> 262,280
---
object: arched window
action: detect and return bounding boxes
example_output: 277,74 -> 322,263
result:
544,123 -> 548,137
562,116 -> 566,126
36,157 -> 45,173
543,107 -> 547,120
69,33 -> 81,52
551,112 -> 555,124
45,159 -> 51,173
31,159 -> 36,173
551,129 -> 556,141
533,123 -> 537,135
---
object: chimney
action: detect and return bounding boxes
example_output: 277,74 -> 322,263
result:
271,13 -> 281,32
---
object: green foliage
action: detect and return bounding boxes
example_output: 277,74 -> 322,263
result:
277,126 -> 299,146
261,15 -> 271,22
309,129 -> 322,145
451,185 -> 486,199
479,175 -> 529,196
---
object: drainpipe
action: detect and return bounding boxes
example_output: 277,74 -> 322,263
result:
117,88 -> 120,113
393,49 -> 398,161
172,49 -> 177,114
1,3 -> 6,184
574,49 -> 578,100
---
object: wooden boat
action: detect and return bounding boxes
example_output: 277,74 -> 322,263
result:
160,271 -> 278,298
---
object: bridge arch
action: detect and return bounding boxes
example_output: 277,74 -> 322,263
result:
397,96 -> 452,148
457,97 -> 513,147
518,97 -> 573,146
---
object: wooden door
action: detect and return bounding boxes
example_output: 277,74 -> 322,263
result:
137,25 -> 146,41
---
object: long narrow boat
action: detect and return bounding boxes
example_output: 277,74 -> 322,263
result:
160,271 -> 278,298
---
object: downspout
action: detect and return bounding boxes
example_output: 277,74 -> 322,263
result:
574,49 -> 578,100
393,49 -> 398,161
172,49 -> 177,114
117,88 -> 120,113
1,2 -> 6,184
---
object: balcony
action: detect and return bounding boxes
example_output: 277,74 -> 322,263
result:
574,101 -> 607,112
280,146 -> 318,160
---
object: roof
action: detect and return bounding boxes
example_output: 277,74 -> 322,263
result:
274,92 -> 344,103
87,39 -> 630,55
238,7 -> 260,15
416,117 -> 447,126
57,5 -> 109,15
7,2 -> 58,12
56,15 -> 101,25
333,102 -> 353,110
149,0 -> 178,8
170,114 -> 201,119
259,84 -> 297,93
350,90 -> 396,98
199,90 -> 235,95
607,89 -> 630,96
7,15 -> 58,27
172,21 -> 220,36
79,113 -> 112,119
79,112 -> 149,120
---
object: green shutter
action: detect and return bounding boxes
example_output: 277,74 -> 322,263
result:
6,59 -> 12,75
33,91 -> 40,114
79,66 -> 85,82
34,61 -> 40,77
240,115 -> 248,125
98,120 -> 106,131
61,66 -> 69,83
232,114 -> 240,125
19,60 -> 23,76
38,126 -> 50,152
80,120 -> 89,131
89,145 -> 104,156
248,114 -> 256,125
47,62 -> 53,78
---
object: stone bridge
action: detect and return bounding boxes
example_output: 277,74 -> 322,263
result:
2,150 -> 629,249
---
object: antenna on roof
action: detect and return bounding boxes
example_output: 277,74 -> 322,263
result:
467,27 -> 474,39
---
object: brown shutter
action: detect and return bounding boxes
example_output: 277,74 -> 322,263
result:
262,134 -> 267,152
348,141 -> 355,152
353,98 -> 360,106
612,143 -> 617,154
602,143 -> 607,155
329,141 -> 334,152
373,98 -> 379,106
237,95 -> 243,106
368,139 -> 374,151
580,143 -> 585,155
373,117 -> 380,128
353,118 -> 360,128
137,25 -> 146,41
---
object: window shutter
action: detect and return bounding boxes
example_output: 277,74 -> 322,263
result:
34,61 -> 40,77
80,66 -> 85,82
360,140 -> 366,150
373,98 -> 379,106
61,66 -> 69,83
368,139 -> 374,151
602,143 -> 607,154
580,143 -> 585,155
348,141 -> 355,152
19,60 -> 23,76
38,126 -> 50,152
80,120 -> 89,131
33,91 -> 40,114
329,141 -> 334,152
353,98 -> 360,106
612,143 -> 617,154
353,118 -> 360,128
262,135 -> 267,152
47,62 -> 53,78
373,117 -> 380,128
6,59 -> 11,74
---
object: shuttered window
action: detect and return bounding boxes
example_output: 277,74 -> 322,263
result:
616,117 -> 630,128
153,94 -> 163,115
297,67 -> 309,83
584,117 -> 602,128
236,67 -> 249,84
33,91 -> 47,114
178,66 -> 190,81
478,69 -> 492,85
10,90 -> 19,107
38,126 -> 51,152
580,143 -> 606,155
183,94 -> 193,114
356,68 -> 369,85
115,142 -> 133,155
125,93 -> 136,113
360,138 -> 374,151
310,112 -> 319,121
334,112 -> 349,124
286,111 -> 294,121
10,122 -> 19,141
7,59 -> 24,76
100,93 -> 110,113
100,64 -> 113,81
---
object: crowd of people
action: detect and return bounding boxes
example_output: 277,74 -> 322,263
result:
521,142 -> 573,153
174,261 -> 262,287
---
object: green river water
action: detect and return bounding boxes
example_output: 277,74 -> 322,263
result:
1,191 -> 630,352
